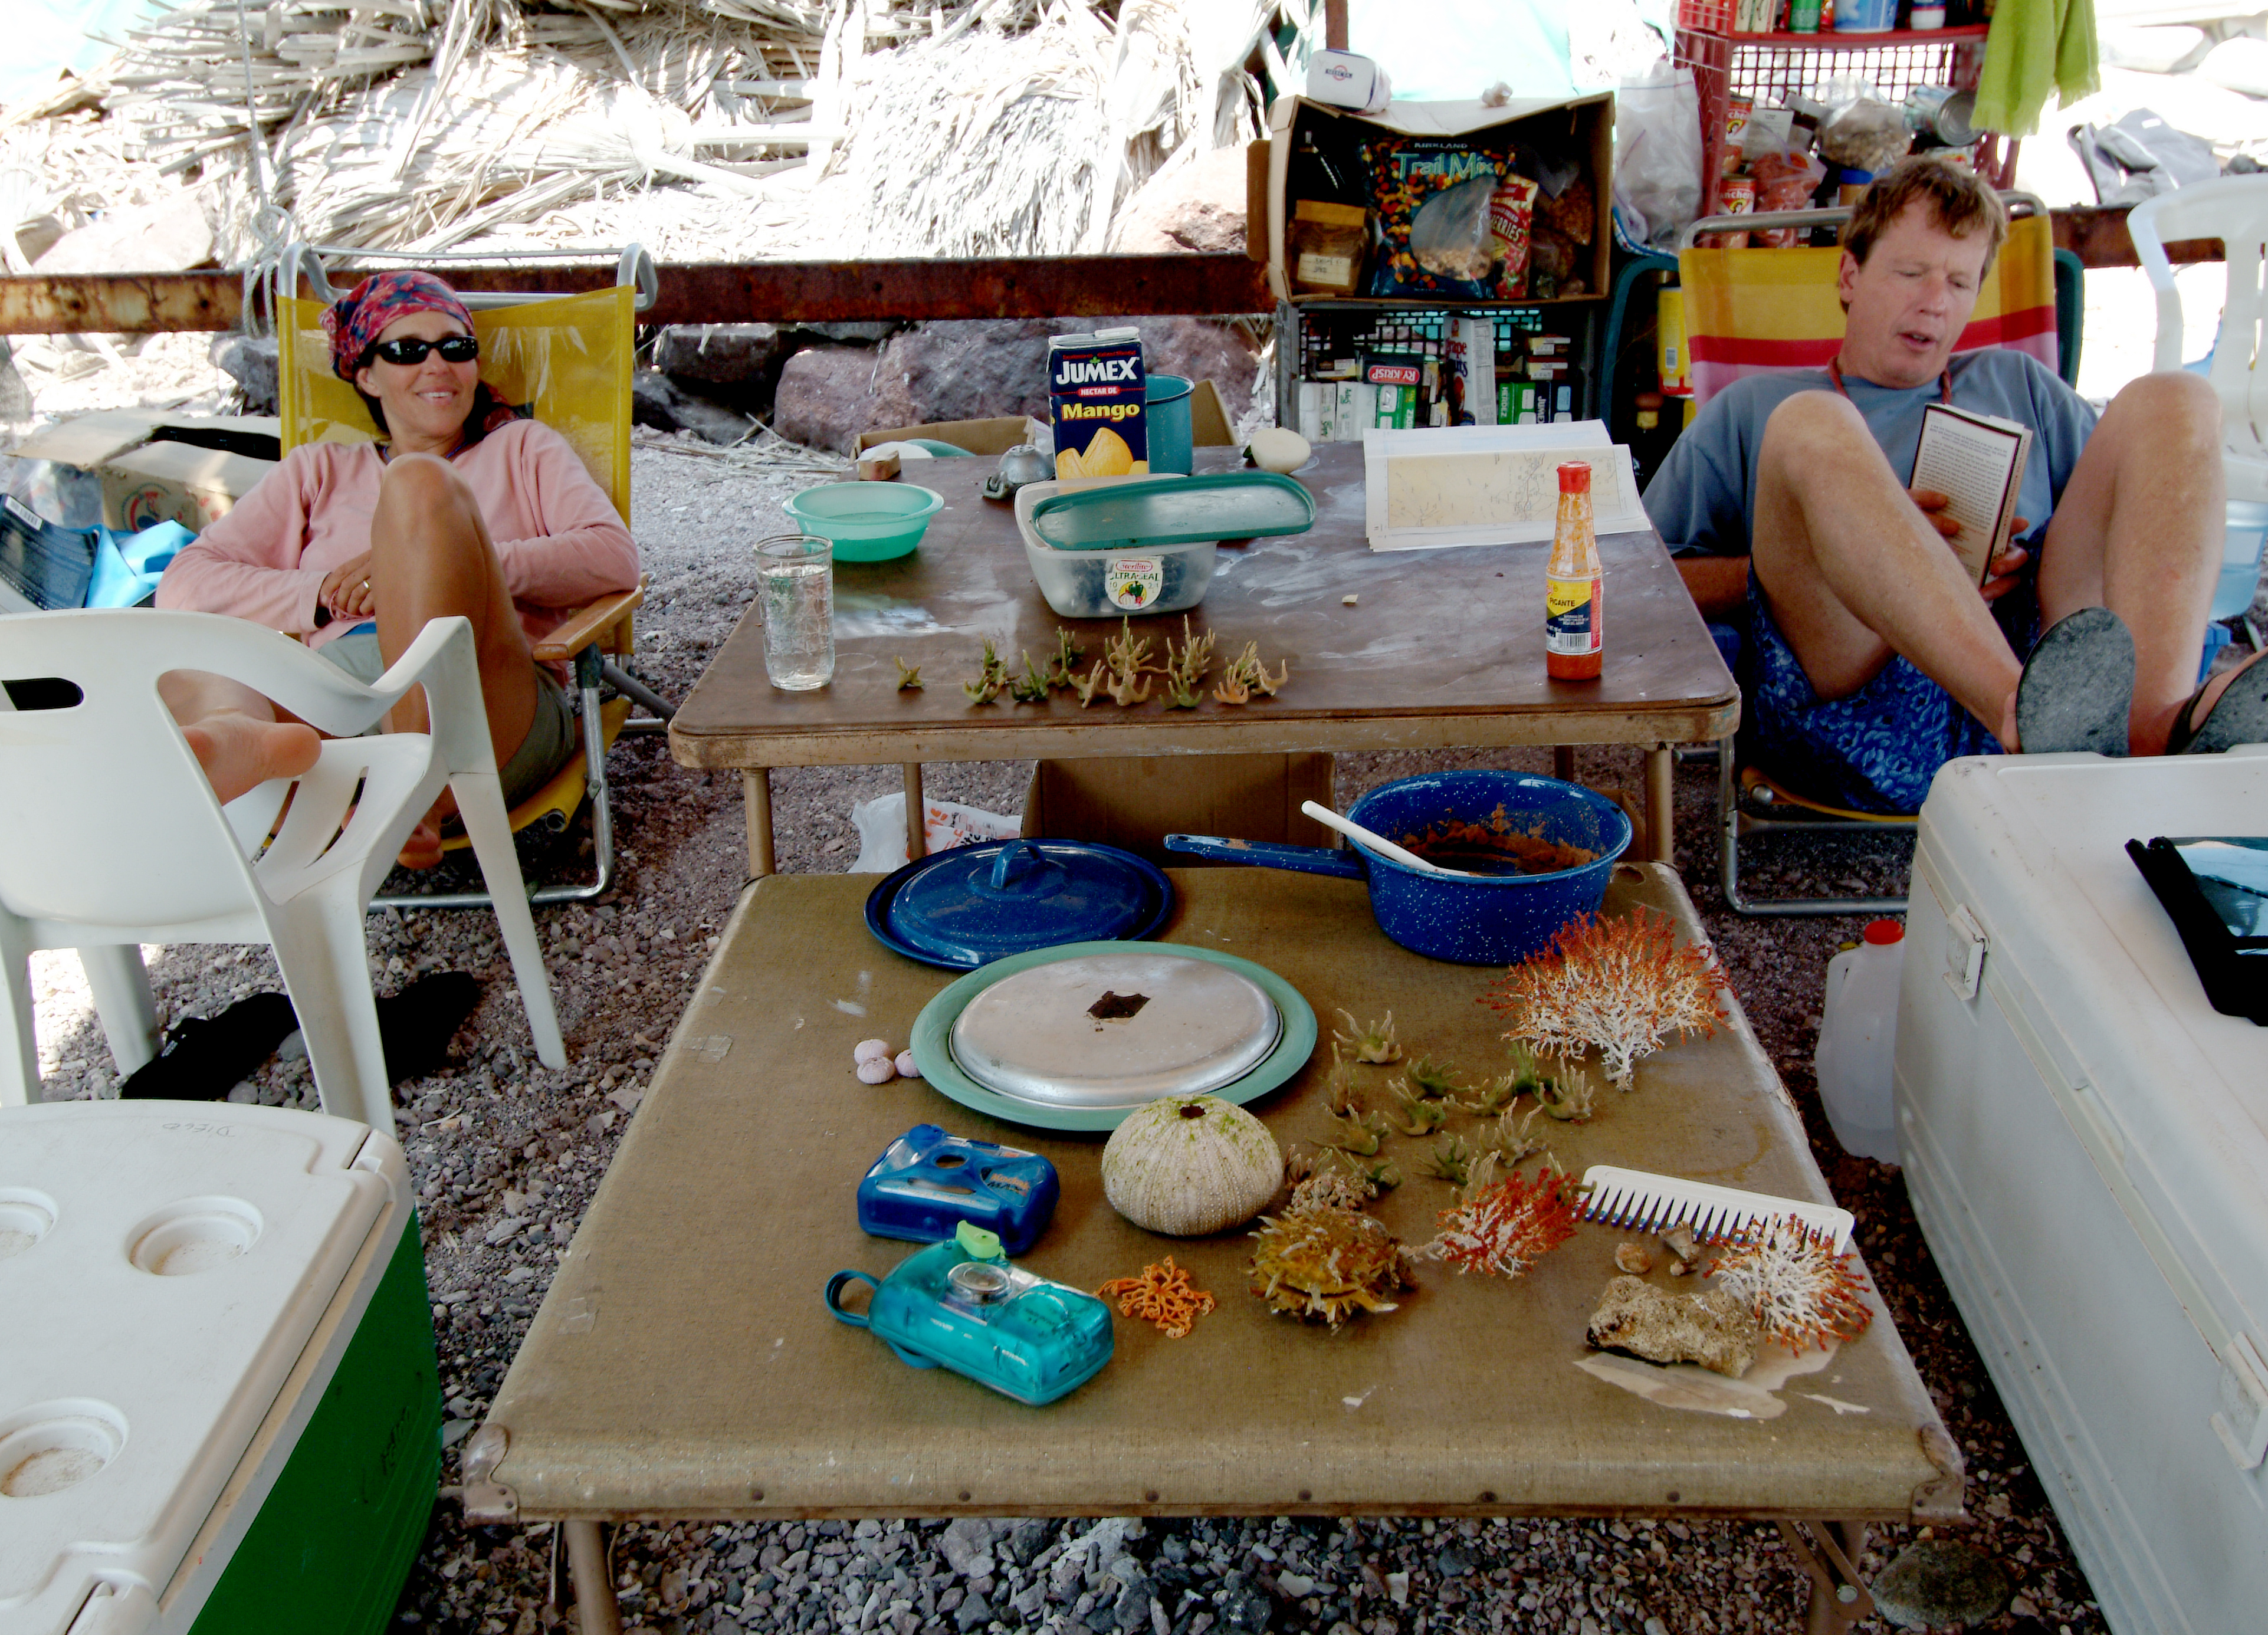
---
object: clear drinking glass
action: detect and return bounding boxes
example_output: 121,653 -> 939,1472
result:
754,533 -> 834,690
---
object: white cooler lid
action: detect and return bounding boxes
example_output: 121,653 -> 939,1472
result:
1916,747 -> 2268,1355
0,1102 -> 402,1635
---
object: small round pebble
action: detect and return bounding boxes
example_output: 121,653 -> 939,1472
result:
894,1050 -> 919,1079
853,1038 -> 893,1065
855,1057 -> 897,1085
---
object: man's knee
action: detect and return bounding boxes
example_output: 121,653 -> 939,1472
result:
2105,368 -> 2221,449
1760,389 -> 1882,482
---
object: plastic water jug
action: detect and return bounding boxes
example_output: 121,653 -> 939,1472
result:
1814,919 -> 1905,1162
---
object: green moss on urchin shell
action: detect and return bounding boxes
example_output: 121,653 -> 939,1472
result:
1102,1095 -> 1284,1236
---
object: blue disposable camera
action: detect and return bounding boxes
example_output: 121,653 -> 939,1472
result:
855,1123 -> 1059,1256
825,1228 -> 1114,1406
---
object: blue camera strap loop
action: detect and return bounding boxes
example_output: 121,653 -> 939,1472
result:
823,1269 -> 881,1328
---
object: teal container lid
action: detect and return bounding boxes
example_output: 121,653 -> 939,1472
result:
1028,472 -> 1315,553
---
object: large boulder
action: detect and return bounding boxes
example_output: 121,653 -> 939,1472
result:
34,190 -> 215,275
1108,146 -> 1249,256
211,334 -> 280,415
652,323 -> 789,388
631,370 -> 757,445
769,343 -> 883,454
862,319 -> 1059,432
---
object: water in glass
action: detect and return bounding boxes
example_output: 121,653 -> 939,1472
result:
756,534 -> 834,690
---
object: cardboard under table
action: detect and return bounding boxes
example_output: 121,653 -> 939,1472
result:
479,865 -> 1955,1631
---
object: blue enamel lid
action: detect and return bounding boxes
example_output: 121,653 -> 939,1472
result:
864,839 -> 1174,970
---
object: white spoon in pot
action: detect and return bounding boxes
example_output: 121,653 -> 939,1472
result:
1300,800 -> 1473,876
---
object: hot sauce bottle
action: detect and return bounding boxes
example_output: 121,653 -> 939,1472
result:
1544,461 -> 1604,681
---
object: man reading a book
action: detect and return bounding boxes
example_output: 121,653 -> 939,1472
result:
1645,155 -> 2266,814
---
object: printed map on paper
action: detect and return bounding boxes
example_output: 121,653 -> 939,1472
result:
1363,425 -> 1647,551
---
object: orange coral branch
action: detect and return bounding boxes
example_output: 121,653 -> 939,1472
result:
1098,1257 -> 1217,1339
1709,1216 -> 1874,1352
1482,908 -> 1724,1089
1425,1168 -> 1584,1278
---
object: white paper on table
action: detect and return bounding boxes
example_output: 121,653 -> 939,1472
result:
1361,423 -> 1647,550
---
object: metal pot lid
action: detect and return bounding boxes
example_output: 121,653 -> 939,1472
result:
867,839 -> 1173,970
949,949 -> 1282,1108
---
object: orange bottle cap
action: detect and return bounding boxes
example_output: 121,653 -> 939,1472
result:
1557,462 -> 1591,493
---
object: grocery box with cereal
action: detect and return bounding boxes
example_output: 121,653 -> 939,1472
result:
1048,328 -> 1148,480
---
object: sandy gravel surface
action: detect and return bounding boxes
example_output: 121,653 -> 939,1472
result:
21,438 -> 2106,1634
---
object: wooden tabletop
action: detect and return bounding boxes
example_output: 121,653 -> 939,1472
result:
667,445 -> 1740,771
480,865 -> 1953,1525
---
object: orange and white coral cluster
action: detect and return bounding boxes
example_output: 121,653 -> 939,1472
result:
1097,1258 -> 1217,1339
1423,1167 -> 1584,1279
1483,908 -> 1724,1089
1709,1216 -> 1874,1352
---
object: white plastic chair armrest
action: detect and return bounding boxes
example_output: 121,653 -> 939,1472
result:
363,616 -> 492,777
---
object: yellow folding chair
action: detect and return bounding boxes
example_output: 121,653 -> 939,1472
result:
275,243 -> 672,909
1670,198 -> 2069,916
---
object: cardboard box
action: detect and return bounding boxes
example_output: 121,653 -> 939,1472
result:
1265,92 -> 1614,308
11,409 -> 278,533
855,416 -> 1032,457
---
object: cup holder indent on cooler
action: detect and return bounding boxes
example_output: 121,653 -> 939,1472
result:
127,1197 -> 264,1276
0,1401 -> 128,1498
0,1189 -> 57,1261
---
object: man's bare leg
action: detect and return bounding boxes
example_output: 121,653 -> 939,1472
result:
2031,370 -> 2222,755
159,671 -> 321,805
367,452 -> 541,867
1750,389 -> 2024,733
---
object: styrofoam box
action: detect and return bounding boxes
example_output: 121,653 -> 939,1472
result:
0,1102 -> 412,1635
1898,746 -> 2268,1635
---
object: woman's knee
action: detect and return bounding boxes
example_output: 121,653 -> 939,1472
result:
372,454 -> 485,553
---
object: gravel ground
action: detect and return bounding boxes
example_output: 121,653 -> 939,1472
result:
20,436 -> 2113,1635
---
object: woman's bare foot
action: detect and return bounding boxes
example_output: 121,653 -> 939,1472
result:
181,711 -> 321,804
398,818 -> 445,871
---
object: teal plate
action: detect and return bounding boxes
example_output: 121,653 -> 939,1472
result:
909,941 -> 1318,1131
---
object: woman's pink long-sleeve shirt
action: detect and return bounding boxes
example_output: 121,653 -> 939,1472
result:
157,420 -> 639,681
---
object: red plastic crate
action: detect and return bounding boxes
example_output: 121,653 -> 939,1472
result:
1678,0 -> 1738,32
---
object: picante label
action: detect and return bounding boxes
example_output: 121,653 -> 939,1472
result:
1544,574 -> 1603,655
1049,331 -> 1148,479
1105,556 -> 1164,610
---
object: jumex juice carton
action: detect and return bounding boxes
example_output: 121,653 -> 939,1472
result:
1049,327 -> 1147,478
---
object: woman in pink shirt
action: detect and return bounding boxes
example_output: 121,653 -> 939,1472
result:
158,270 -> 639,866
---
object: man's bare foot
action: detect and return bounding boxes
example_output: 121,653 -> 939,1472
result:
181,711 -> 321,804
398,819 -> 445,871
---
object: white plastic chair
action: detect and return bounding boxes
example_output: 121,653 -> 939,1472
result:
0,609 -> 567,1134
2131,174 -> 2268,503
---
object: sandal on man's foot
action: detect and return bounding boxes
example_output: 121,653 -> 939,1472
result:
2167,648 -> 2268,754
2015,606 -> 2134,757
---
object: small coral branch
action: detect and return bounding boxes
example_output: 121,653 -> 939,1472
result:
1249,1194 -> 1416,1326
1324,1107 -> 1390,1156
962,639 -> 1012,704
1098,1257 -> 1217,1339
1709,1216 -> 1875,1352
893,656 -> 924,690
1384,1079 -> 1449,1137
1332,1008 -> 1402,1065
1483,909 -> 1724,1090
1419,1134 -> 1473,1187
1422,1165 -> 1584,1279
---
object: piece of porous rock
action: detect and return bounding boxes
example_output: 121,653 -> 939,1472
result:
770,343 -> 883,454
210,334 -> 279,414
1586,1274 -> 1759,1377
1867,1540 -> 2013,1630
860,319 -> 1060,433
1107,145 -> 1249,256
654,323 -> 788,387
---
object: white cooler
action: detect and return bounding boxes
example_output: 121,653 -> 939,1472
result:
0,1102 -> 438,1635
1898,746 -> 2268,1635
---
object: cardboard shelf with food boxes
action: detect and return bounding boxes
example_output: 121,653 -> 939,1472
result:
1254,90 -> 1613,445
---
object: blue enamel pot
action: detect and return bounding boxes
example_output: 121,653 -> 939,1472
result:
1164,770 -> 1632,966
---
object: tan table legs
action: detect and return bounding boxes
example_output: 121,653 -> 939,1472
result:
742,770 -> 774,877
1645,744 -> 1675,865
565,1521 -> 621,1635
903,763 -> 926,862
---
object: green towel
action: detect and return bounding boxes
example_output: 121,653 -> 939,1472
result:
1971,0 -> 2099,137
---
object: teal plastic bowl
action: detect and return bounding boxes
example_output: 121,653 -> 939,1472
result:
783,483 -> 944,563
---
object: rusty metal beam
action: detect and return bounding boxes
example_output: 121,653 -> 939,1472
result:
2052,203 -> 2223,269
0,254 -> 1275,335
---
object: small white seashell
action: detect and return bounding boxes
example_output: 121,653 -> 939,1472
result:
856,1056 -> 897,1085
894,1050 -> 919,1079
1341,594 -> 1358,606
854,1038 -> 893,1065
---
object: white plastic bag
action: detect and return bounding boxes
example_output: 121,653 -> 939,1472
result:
849,790 -> 1023,874
1612,60 -> 1702,254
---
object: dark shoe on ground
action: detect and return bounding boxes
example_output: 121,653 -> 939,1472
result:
120,991 -> 299,1101
2016,606 -> 2134,757
2167,647 -> 2268,754
376,971 -> 483,1082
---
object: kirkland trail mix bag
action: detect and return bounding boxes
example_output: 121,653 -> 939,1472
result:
1362,136 -> 1504,301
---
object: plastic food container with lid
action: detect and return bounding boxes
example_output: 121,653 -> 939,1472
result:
1012,472 -> 1315,619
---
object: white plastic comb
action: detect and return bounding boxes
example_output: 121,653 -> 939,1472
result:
1578,1165 -> 1854,1253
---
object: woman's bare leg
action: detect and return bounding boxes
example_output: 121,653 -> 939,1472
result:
159,671 -> 320,805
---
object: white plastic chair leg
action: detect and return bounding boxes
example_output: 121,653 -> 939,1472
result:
1,916 -> 39,1105
77,944 -> 159,1082
450,770 -> 567,1069
266,897 -> 398,1136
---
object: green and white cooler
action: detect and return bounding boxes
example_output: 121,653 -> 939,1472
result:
1,1101 -> 439,1635
1898,745 -> 2268,1635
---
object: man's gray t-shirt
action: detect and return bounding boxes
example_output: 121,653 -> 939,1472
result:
1642,349 -> 2099,557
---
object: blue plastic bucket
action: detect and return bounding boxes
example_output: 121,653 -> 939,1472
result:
1146,374 -> 1194,475
1833,0 -> 1896,31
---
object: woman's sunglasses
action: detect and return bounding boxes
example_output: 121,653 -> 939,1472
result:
368,334 -> 479,366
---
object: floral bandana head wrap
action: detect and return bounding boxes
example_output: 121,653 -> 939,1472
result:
323,270 -> 475,380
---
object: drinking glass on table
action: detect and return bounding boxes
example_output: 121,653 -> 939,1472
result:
754,533 -> 834,690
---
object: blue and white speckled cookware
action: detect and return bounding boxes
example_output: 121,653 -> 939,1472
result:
1164,770 -> 1632,966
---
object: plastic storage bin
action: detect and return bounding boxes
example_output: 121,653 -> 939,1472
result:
1013,479 -> 1219,618
1814,918 -> 1904,1162
2219,499 -> 2268,621
1898,746 -> 2268,1635
1,1101 -> 438,1635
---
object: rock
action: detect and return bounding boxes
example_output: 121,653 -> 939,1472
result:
953,1590 -> 994,1632
938,1518 -> 1002,1578
862,318 -> 1061,434
631,370 -> 756,445
769,343 -> 884,454
1868,1541 -> 2013,1630
34,190 -> 215,274
1108,145 -> 1249,255
1434,1547 -> 1469,1577
1586,1275 -> 1760,1377
654,323 -> 789,386
209,334 -> 279,414
0,344 -> 30,426
799,320 -> 902,344
1009,1518 -> 1054,1565
1274,1571 -> 1314,1598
